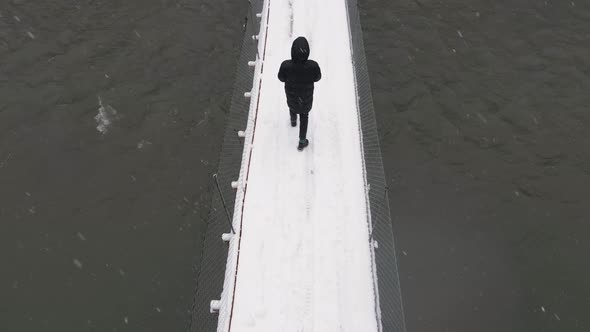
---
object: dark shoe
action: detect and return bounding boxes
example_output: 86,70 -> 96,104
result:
297,139 -> 309,151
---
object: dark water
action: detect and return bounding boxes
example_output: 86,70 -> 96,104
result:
1,0 -> 589,331
1,0 -> 245,330
362,0 -> 590,331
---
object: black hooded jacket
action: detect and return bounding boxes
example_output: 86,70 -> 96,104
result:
278,37 -> 321,113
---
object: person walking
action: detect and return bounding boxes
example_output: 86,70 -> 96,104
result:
278,36 -> 322,150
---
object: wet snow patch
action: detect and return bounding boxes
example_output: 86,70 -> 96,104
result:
137,139 -> 152,150
95,96 -> 118,134
73,259 -> 83,269
77,232 -> 86,241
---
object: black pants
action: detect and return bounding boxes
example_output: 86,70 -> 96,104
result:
290,110 -> 309,140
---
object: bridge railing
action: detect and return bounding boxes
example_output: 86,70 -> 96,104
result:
345,0 -> 407,331
188,1 -> 264,331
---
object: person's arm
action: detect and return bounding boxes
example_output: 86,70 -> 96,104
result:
314,63 -> 322,82
278,61 -> 287,82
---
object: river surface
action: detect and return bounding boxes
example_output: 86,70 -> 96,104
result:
1,0 -> 588,331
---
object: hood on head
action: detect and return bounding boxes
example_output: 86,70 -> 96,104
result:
291,36 -> 310,62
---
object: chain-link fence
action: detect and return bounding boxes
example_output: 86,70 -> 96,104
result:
188,1 -> 264,331
345,0 -> 407,331
189,0 -> 406,331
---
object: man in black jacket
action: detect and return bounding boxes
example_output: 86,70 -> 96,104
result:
278,36 -> 322,150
